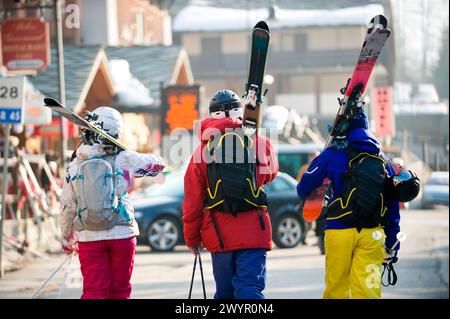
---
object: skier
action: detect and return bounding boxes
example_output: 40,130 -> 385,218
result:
60,106 -> 166,299
182,90 -> 279,299
296,105 -> 419,299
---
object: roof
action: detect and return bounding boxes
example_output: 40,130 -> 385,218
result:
28,45 -> 192,113
106,45 -> 190,110
173,1 -> 386,32
30,45 -> 102,111
169,0 -> 387,16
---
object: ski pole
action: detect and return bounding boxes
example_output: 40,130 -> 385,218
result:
188,252 -> 198,299
57,252 -> 75,299
197,250 -> 207,299
29,252 -> 75,299
372,231 -> 407,254
388,232 -> 407,254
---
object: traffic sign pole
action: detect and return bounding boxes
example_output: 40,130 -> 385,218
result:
0,124 -> 12,278
0,76 -> 25,279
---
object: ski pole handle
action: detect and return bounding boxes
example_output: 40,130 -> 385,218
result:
388,232 -> 407,254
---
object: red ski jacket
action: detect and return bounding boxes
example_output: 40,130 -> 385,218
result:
182,117 -> 279,252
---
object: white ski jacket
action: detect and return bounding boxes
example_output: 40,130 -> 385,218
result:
61,144 -> 166,243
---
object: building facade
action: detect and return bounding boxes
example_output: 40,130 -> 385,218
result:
172,2 -> 395,120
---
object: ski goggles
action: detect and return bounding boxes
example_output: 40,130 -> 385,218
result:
209,101 -> 242,113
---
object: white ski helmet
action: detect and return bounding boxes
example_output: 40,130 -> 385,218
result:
92,106 -> 124,138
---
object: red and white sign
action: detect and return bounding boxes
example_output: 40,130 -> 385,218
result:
36,118 -> 78,138
1,18 -> 50,72
371,86 -> 394,137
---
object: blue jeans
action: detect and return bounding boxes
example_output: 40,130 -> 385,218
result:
211,249 -> 267,299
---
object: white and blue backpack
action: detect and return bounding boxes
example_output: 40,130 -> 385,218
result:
71,156 -> 131,231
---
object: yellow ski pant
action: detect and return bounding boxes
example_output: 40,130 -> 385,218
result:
323,227 -> 385,299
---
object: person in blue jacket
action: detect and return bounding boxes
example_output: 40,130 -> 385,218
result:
297,107 -> 402,299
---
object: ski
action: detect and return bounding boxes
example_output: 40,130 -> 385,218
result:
325,14 -> 391,149
43,98 -> 127,151
242,20 -> 270,134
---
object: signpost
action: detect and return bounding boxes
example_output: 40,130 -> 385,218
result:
371,86 -> 394,137
0,76 -> 25,278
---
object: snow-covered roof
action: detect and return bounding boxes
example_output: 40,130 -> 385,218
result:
173,4 -> 384,32
109,59 -> 154,107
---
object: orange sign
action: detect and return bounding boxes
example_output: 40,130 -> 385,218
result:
161,85 -> 200,135
1,18 -> 51,72
372,86 -> 394,137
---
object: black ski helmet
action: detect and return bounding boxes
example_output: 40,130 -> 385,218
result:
209,90 -> 242,117
391,170 -> 421,202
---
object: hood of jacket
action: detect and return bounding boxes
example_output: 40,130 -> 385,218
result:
198,117 -> 243,144
347,128 -> 381,154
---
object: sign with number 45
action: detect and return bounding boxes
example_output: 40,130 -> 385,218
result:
0,77 -> 25,124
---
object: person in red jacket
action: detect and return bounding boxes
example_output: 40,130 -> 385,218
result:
182,90 -> 279,299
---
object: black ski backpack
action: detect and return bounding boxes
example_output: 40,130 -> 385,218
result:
204,128 -> 267,216
326,148 -> 388,231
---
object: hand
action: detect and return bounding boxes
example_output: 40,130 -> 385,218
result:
383,250 -> 398,265
62,241 -> 78,255
190,245 -> 201,255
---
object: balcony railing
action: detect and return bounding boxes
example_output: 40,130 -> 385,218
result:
188,49 -> 366,77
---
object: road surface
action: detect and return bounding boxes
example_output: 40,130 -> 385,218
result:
0,207 -> 448,299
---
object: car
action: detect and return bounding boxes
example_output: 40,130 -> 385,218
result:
132,172 -> 305,251
275,144 -> 323,179
421,171 -> 449,209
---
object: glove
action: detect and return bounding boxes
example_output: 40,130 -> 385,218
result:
62,240 -> 78,255
383,247 -> 398,266
190,245 -> 201,255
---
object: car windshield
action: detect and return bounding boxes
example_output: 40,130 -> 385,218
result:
427,174 -> 449,186
144,174 -> 184,197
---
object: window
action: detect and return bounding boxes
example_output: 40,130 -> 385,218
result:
264,176 -> 294,192
201,37 -> 221,56
294,33 -> 307,53
280,34 -> 294,52
290,75 -> 315,94
277,153 -> 310,179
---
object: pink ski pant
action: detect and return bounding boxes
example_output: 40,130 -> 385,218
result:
78,237 -> 136,299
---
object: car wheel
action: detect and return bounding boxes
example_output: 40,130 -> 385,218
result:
273,213 -> 304,249
146,216 -> 180,251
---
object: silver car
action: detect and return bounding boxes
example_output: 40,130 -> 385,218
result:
422,171 -> 449,209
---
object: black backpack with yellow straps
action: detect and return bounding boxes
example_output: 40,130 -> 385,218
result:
205,128 -> 267,215
204,128 -> 267,250
326,147 -> 388,231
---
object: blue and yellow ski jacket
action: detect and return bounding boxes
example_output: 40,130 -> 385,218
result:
296,124 -> 401,252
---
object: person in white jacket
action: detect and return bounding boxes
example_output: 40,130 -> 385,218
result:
61,106 -> 165,299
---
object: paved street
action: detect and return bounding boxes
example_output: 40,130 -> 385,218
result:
0,207 -> 448,299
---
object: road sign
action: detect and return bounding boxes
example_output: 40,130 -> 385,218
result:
0,77 -> 25,124
161,85 -> 200,135
1,18 -> 51,72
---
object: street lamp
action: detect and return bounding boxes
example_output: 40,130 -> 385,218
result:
264,74 -> 274,86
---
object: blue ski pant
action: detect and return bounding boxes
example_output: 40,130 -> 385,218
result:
211,248 -> 267,299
